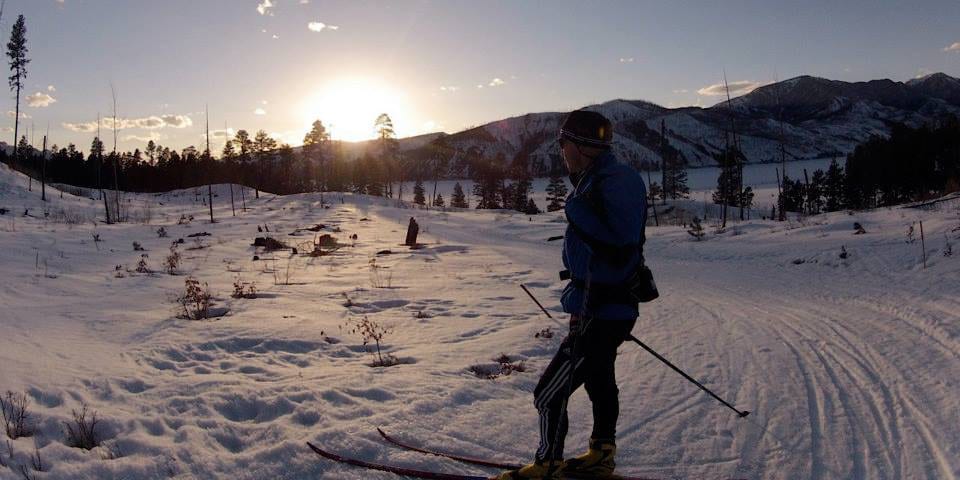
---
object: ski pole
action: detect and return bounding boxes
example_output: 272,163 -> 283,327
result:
520,284 -> 750,418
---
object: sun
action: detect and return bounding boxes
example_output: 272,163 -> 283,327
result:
301,77 -> 411,142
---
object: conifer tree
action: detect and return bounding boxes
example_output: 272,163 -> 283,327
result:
451,182 -> 468,208
545,173 -> 568,212
303,120 -> 330,192
823,159 -> 845,212
7,15 -> 28,171
252,130 -> 277,198
413,178 -> 426,205
433,192 -> 445,208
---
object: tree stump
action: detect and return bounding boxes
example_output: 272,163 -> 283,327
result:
405,217 -> 420,247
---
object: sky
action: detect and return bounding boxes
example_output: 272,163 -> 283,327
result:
5,0 -> 960,153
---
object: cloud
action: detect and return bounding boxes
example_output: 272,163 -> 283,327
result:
697,80 -> 764,97
63,114 -> 193,133
123,132 -> 166,143
619,57 -> 634,63
672,89 -> 689,94
300,0 -> 309,3
488,78 -> 506,87
944,42 -> 960,53
47,85 -> 56,92
205,128 -> 235,139
915,68 -> 935,79
439,85 -> 459,92
7,111 -> 31,119
62,121 -> 97,133
27,92 -> 57,108
308,21 -> 339,32
257,0 -> 274,16
254,108 -> 267,115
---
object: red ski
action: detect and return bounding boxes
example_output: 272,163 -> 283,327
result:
374,428 -> 659,480
307,441 -> 490,480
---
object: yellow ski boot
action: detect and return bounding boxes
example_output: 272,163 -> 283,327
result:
493,459 -> 565,479
562,438 -> 616,478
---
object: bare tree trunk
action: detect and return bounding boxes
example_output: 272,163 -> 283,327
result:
41,135 -> 47,201
12,84 -> 20,173
206,105 -> 214,223
111,84 -> 121,222
646,167 -> 659,227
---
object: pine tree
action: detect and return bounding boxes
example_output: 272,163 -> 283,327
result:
413,178 -> 426,205
303,120 -> 330,192
451,182 -> 468,208
525,198 -> 541,215
824,159 -> 845,212
687,216 -> 705,240
545,173 -> 568,212
375,113 -> 398,197
7,15 -> 29,171
433,192 -> 445,207
252,130 -> 277,198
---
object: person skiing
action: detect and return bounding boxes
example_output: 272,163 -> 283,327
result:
497,110 -> 647,480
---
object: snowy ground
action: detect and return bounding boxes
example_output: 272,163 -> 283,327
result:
1,161 -> 958,480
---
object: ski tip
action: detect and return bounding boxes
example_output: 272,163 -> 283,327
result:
739,410 -> 751,418
376,427 -> 388,437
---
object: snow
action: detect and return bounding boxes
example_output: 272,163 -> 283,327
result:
1,160 -> 959,479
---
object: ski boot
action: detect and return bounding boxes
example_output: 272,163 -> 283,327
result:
493,459 -> 565,479
562,438 -> 616,478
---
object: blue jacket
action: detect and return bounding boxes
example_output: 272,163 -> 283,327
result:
560,152 -> 647,320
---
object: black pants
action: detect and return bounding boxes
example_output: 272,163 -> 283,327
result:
533,315 -> 637,461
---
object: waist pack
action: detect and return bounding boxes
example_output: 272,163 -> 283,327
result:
561,264 -> 659,305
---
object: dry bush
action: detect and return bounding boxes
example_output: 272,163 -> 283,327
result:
156,226 -> 168,238
232,277 -> 257,299
368,258 -> 393,288
469,354 -> 527,379
178,277 -> 212,320
63,404 -> 101,450
136,255 -> 151,274
0,391 -> 34,439
164,245 -> 181,275
345,316 -> 398,367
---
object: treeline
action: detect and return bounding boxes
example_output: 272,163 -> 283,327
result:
780,116 -> 960,215
0,117 -> 564,214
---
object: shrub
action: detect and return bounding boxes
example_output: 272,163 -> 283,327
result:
346,316 -> 397,367
0,391 -> 34,439
156,226 -> 168,238
534,327 -> 554,339
63,404 -> 101,450
368,258 -> 393,288
132,241 -> 144,251
164,245 -> 181,275
687,217 -> 705,240
178,277 -> 212,320
469,354 -> 527,379
232,277 -> 258,299
136,255 -> 151,274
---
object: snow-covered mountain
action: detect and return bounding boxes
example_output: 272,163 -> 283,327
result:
392,73 -> 960,174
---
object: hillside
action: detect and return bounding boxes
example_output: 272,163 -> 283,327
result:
381,73 -> 960,176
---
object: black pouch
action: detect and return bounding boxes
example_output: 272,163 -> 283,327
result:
628,264 -> 659,303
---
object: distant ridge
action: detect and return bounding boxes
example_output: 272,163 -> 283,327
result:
369,73 -> 960,176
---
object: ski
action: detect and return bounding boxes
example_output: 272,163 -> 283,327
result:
307,441 -> 490,480
374,428 -> 656,480
377,427 -> 520,470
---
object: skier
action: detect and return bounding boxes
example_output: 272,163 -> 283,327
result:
497,110 -> 647,480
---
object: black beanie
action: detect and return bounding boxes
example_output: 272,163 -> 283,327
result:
559,110 -> 613,149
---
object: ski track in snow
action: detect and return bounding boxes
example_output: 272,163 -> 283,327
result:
0,161 -> 958,480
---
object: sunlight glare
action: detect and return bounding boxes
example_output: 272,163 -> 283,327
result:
302,78 -> 411,142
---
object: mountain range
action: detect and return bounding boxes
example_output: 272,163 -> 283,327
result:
365,72 -> 960,175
